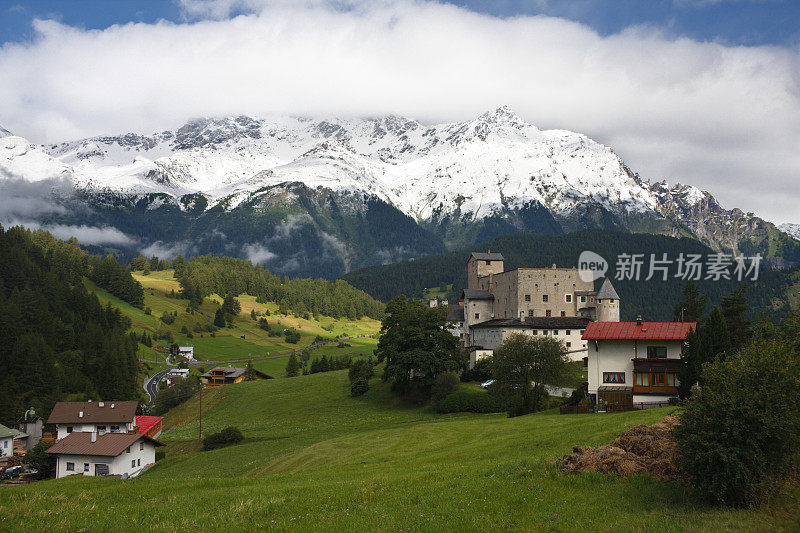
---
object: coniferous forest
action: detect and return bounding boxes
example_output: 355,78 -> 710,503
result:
0,225 -> 142,427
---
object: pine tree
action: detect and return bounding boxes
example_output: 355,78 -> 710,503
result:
721,283 -> 750,352
213,308 -> 227,328
673,281 -> 708,322
678,306 -> 732,398
285,353 -> 301,377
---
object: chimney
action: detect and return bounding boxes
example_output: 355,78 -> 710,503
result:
111,403 -> 115,409
636,315 -> 643,326
98,402 -> 104,407
91,431 -> 97,443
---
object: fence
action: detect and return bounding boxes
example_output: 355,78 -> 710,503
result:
560,400 -> 675,414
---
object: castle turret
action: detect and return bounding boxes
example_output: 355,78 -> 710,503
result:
467,252 -> 504,290
595,278 -> 620,322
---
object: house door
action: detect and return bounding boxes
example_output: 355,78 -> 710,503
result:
95,463 -> 109,476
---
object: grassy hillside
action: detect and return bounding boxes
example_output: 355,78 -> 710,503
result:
88,269 -> 380,378
343,230 -> 798,321
1,370 -> 797,530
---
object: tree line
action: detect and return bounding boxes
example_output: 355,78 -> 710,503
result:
174,255 -> 384,320
0,225 -> 142,427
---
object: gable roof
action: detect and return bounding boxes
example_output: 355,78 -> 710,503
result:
46,432 -> 163,457
135,416 -> 164,435
582,321 -> 696,340
461,289 -> 494,300
596,278 -> 620,300
47,401 -> 141,425
0,423 -> 26,440
469,252 -> 504,261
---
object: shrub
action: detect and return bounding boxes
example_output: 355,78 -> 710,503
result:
160,312 -> 175,325
461,356 -> 494,382
431,371 -> 460,403
23,441 -> 56,477
144,306 -> 152,315
436,388 -> 506,414
350,378 -> 370,397
202,426 -> 244,451
156,328 -> 173,341
675,338 -> 800,506
285,329 -> 301,344
348,360 -> 375,382
155,450 -> 166,462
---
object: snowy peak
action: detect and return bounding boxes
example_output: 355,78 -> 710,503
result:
0,125 -> 11,138
779,223 -> 800,241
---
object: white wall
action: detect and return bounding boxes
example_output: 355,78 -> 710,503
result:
54,440 -> 157,479
0,436 -> 12,457
56,422 -> 134,441
471,326 -> 588,362
587,339 -> 682,397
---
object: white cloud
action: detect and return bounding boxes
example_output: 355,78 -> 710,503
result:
4,219 -> 136,245
243,242 -> 277,264
0,0 -> 798,222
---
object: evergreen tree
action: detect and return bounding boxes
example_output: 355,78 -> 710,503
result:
285,353 -> 301,377
213,308 -> 227,328
678,306 -> 732,398
222,293 -> 241,317
721,283 -> 750,352
673,281 -> 708,322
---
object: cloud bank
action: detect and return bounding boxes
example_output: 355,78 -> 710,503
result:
0,0 -> 798,222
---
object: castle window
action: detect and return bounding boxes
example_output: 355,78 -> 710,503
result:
545,310 -> 552,317
560,311 -> 566,317
485,260 -> 491,265
524,294 -> 531,302
580,296 -> 586,303
528,310 -> 534,317
553,330 -> 559,335
542,295 -> 549,302
566,330 -> 571,335
474,313 -> 480,320
565,294 -> 572,303
532,330 -> 538,335
566,342 -> 572,348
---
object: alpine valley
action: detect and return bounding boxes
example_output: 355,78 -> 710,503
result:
1,107 -> 798,277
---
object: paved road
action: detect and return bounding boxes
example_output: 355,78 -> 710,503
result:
141,334 -> 373,403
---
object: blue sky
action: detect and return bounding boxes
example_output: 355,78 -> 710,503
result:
1,0 -> 797,47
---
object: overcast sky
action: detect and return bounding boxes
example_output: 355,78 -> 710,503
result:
0,0 -> 798,224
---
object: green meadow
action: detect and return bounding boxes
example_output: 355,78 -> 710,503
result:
1,370 -> 797,531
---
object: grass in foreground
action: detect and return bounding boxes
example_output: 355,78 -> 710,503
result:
1,370 -> 797,531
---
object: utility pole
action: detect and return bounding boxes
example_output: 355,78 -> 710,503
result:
199,383 -> 203,441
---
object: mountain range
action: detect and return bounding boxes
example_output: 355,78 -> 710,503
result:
1,107 -> 797,277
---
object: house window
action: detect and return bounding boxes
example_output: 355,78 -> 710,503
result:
110,425 -> 120,432
528,310 -> 534,317
565,294 -> 572,303
127,447 -> 131,454
667,374 -> 678,387
140,442 -> 144,451
545,310 -> 552,317
66,426 -> 73,434
132,460 -> 136,468
647,346 -> 667,359
603,372 -> 625,383
98,425 -> 106,431
474,313 -> 480,320
636,373 -> 650,387
542,295 -> 549,302
84,463 -> 89,472
524,294 -> 531,302
560,311 -> 566,317
137,459 -> 141,466
66,462 -> 75,471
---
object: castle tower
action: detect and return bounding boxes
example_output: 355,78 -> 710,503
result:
466,252 -> 504,290
595,278 -> 620,322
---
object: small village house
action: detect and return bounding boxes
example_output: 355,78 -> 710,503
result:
583,318 -> 696,410
0,423 -> 27,458
46,431 -> 163,479
200,366 -> 272,386
47,401 -> 163,442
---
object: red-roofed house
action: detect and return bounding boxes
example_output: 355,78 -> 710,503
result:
134,416 -> 163,439
582,318 -> 696,409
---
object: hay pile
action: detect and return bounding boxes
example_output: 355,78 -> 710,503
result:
559,415 -> 679,479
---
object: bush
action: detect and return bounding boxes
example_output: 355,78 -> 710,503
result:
155,450 -> 166,462
285,329 -> 301,344
160,312 -> 175,325
202,426 -> 244,451
348,359 -> 375,382
431,371 -> 460,403
436,388 -> 506,414
350,378 -> 370,397
461,356 -> 494,382
675,338 -> 800,506
23,441 -> 56,477
156,328 -> 173,341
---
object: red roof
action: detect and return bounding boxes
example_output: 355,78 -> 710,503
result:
135,416 -> 163,435
582,321 -> 696,340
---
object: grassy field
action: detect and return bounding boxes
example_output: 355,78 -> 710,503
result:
1,369 -> 797,531
86,269 -> 381,379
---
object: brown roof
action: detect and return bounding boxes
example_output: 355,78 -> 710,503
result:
47,401 -> 141,425
46,432 -> 164,457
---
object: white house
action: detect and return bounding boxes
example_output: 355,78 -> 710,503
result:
46,431 -> 163,479
178,346 -> 195,360
583,319 -> 696,408
47,401 -> 141,441
0,423 -> 28,458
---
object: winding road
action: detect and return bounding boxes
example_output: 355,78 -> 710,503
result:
142,334 -> 373,403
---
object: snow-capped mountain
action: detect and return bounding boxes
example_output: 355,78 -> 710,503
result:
779,223 -> 800,241
1,108 -> 796,276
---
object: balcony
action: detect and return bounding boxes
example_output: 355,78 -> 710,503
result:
632,357 -> 681,394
